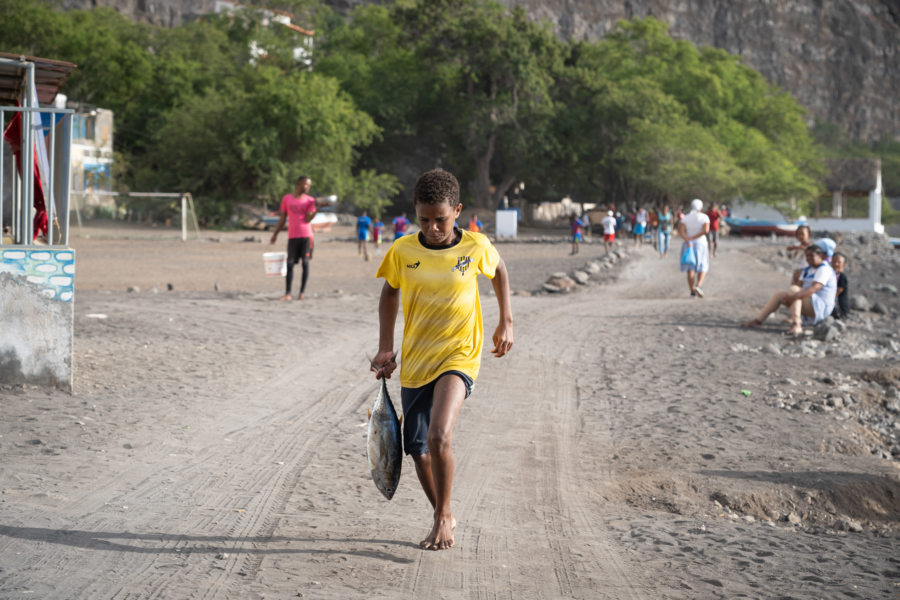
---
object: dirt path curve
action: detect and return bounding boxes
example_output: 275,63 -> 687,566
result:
1,236 -> 897,599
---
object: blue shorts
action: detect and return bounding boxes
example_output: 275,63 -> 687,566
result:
358,230 -> 369,241
633,223 -> 646,235
400,371 -> 473,456
572,233 -> 583,243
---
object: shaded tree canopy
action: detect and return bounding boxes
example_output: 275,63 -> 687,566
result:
5,0 -> 890,223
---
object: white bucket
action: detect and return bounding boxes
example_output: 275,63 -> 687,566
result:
263,252 -> 287,277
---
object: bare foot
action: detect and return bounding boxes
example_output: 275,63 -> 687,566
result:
420,515 -> 456,550
788,324 -> 803,335
278,294 -> 292,302
297,293 -> 305,300
740,319 -> 762,328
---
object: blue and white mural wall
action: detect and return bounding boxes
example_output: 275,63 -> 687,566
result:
0,248 -> 75,390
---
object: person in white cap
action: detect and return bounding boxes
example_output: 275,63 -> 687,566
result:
600,210 -> 617,254
678,198 -> 711,297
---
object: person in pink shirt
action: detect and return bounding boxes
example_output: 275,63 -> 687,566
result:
706,202 -> 722,258
270,176 -> 325,301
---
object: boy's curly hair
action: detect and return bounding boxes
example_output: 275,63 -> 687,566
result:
413,169 -> 459,206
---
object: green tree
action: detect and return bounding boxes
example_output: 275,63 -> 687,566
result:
400,0 -> 562,208
319,0 -> 562,209
551,17 -> 822,211
140,65 -> 391,222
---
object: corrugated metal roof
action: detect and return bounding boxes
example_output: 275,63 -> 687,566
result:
0,52 -> 77,105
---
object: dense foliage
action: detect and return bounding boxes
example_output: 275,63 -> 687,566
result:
1,0 -> 398,222
3,0 -> 893,222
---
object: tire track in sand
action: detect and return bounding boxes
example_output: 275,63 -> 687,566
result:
0,296 -> 381,600
400,295 -> 645,599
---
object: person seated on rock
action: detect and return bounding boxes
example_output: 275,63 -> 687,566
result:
741,239 -> 837,335
787,224 -> 812,285
830,252 -> 850,319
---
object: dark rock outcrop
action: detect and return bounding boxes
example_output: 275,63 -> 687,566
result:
505,0 -> 899,143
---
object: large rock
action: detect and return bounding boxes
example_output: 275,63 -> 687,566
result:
871,302 -> 888,315
584,261 -> 601,274
543,275 -> 576,293
813,321 -> 839,342
850,295 -> 871,311
872,283 -> 899,295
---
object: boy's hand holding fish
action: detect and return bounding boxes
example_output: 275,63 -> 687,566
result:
371,352 -> 397,380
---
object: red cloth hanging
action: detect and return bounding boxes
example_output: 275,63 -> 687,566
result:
3,111 -> 49,240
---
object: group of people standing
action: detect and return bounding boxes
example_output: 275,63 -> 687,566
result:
353,211 -> 411,262
574,201 -> 727,260
569,199 -> 726,301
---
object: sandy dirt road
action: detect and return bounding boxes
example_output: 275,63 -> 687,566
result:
0,225 -> 897,599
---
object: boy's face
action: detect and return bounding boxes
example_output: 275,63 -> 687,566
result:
416,201 -> 462,246
832,255 -> 846,273
796,228 -> 810,244
296,178 -> 311,195
805,248 -> 824,267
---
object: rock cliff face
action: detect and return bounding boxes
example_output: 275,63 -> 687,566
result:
63,0 -> 898,142
504,0 -> 899,143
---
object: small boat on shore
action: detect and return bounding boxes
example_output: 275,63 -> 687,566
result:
725,217 -> 802,237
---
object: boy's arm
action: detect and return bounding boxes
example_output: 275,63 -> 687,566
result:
490,256 -> 514,358
270,211 -> 288,244
373,281 -> 400,379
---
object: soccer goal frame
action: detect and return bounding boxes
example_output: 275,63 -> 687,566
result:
71,190 -> 201,241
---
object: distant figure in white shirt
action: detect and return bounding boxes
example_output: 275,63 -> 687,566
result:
601,210 -> 617,255
678,198 -> 710,298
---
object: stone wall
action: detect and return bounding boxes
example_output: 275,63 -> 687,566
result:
0,248 -> 75,390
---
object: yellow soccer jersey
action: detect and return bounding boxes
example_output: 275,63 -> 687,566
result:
376,229 -> 500,388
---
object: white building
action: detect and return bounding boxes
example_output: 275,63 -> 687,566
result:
61,95 -> 115,216
213,0 -> 314,68
806,158 -> 884,234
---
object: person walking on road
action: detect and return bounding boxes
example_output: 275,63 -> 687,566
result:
370,169 -> 514,551
678,198 -> 711,298
357,210 -> 373,261
633,207 -> 648,247
570,214 -> 584,255
270,176 -> 323,301
600,210 -> 616,255
706,202 -> 722,258
657,204 -> 673,258
393,213 -> 409,240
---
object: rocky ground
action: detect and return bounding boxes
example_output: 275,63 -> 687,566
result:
0,223 -> 897,599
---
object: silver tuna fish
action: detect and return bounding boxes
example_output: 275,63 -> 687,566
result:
367,377 -> 403,500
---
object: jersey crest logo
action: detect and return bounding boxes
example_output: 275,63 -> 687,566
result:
406,260 -> 420,269
451,256 -> 472,276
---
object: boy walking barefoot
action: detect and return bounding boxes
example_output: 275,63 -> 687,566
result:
370,169 -> 514,551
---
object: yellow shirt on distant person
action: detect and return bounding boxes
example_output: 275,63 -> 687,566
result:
376,229 -> 500,388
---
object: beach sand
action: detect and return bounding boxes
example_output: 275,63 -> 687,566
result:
0,222 -> 897,599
